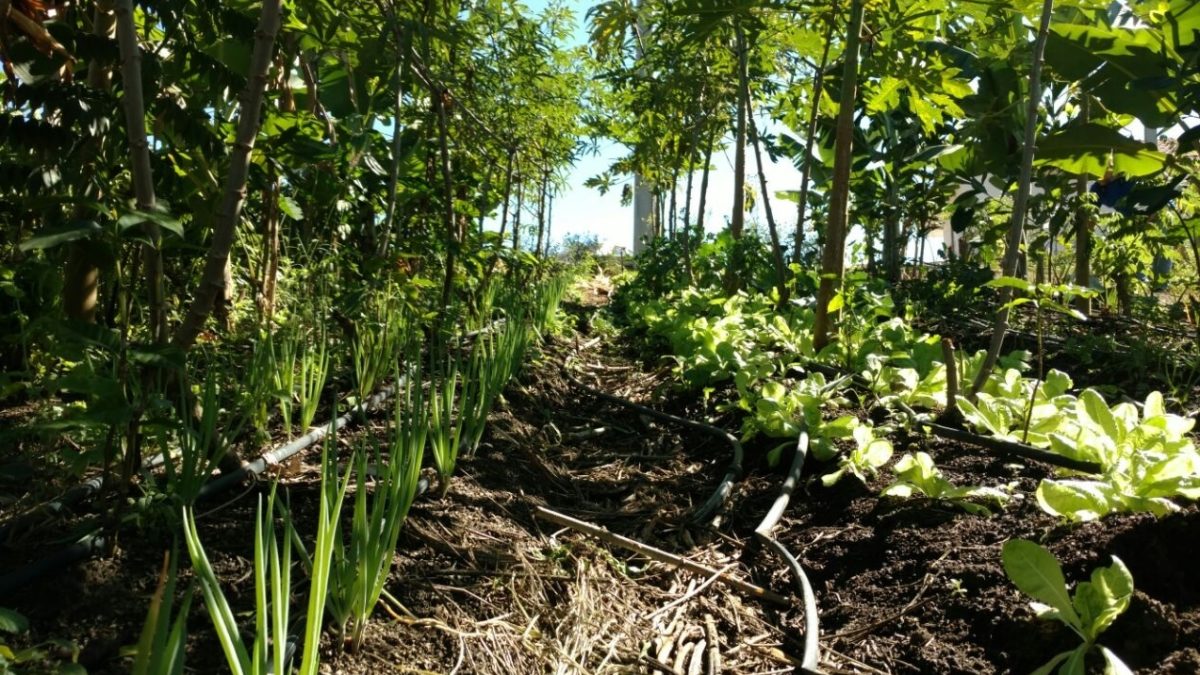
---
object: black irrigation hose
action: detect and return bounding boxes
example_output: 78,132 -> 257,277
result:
754,429 -> 822,674
562,361 -> 742,524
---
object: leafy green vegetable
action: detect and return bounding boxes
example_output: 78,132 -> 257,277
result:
883,452 -> 1011,514
1001,539 -> 1134,675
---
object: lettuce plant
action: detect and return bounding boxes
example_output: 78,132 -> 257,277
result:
883,452 -> 1012,515
1001,539 -> 1134,675
821,423 -> 894,486
1036,391 -> 1200,521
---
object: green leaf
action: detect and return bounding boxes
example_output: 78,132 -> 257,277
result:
1035,123 -> 1167,178
827,293 -> 844,314
118,210 -> 184,239
1078,389 -> 1121,442
1001,539 -> 1083,632
1036,479 -> 1113,522
1072,555 -> 1133,641
986,276 -> 1032,293
1100,646 -> 1134,675
0,608 -> 29,634
18,221 -> 102,252
1031,649 -> 1075,675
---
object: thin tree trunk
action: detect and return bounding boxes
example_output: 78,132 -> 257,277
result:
173,0 -> 283,350
115,0 -> 165,343
725,22 -> 750,293
697,127 -> 716,237
681,124 -> 698,282
381,42 -> 409,256
748,104 -> 789,305
1073,104 -> 1091,314
513,179 -> 523,252
546,187 -> 554,258
535,169 -> 548,259
969,0 -> 1054,397
793,10 -> 836,265
261,176 -> 281,322
434,90 -> 457,310
64,1 -> 117,323
812,0 -> 865,352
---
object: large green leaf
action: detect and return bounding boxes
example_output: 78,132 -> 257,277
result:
1035,124 -> 1166,178
1001,539 -> 1083,632
1044,24 -> 1178,126
18,221 -> 102,252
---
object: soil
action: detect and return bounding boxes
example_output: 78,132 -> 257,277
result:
2,296 -> 1199,674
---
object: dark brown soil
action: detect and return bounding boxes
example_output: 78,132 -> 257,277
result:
2,305 -> 1199,674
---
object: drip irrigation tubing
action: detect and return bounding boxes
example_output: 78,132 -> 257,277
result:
753,428 -> 821,674
0,318 -> 508,597
561,360 -> 741,525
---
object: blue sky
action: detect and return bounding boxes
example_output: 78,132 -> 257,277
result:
517,0 -> 806,252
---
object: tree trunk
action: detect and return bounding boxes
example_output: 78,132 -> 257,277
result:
513,179 -> 523,252
793,10 -> 836,265
115,0 -> 165,343
535,170 -> 547,259
681,124 -> 698,282
968,0 -> 1054,397
434,90 -> 457,311
697,127 -> 715,237
63,1 -> 117,324
380,41 -> 409,256
748,104 -> 789,306
725,23 -> 750,293
812,0 -> 865,352
174,0 -> 283,350
1073,103 -> 1092,315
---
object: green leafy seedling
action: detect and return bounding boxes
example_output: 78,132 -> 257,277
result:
882,452 -> 1011,515
1001,539 -> 1134,675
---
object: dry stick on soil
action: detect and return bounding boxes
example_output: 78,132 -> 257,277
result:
534,507 -> 789,606
704,613 -> 721,675
563,362 -> 742,523
646,563 -> 738,622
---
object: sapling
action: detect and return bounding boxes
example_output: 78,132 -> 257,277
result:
1001,539 -> 1134,675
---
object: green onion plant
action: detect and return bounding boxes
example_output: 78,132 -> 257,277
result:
296,331 -> 330,432
326,364 -> 428,650
163,372 -> 230,505
429,347 -> 470,496
131,548 -> 191,675
182,435 -> 351,675
269,327 -> 298,439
